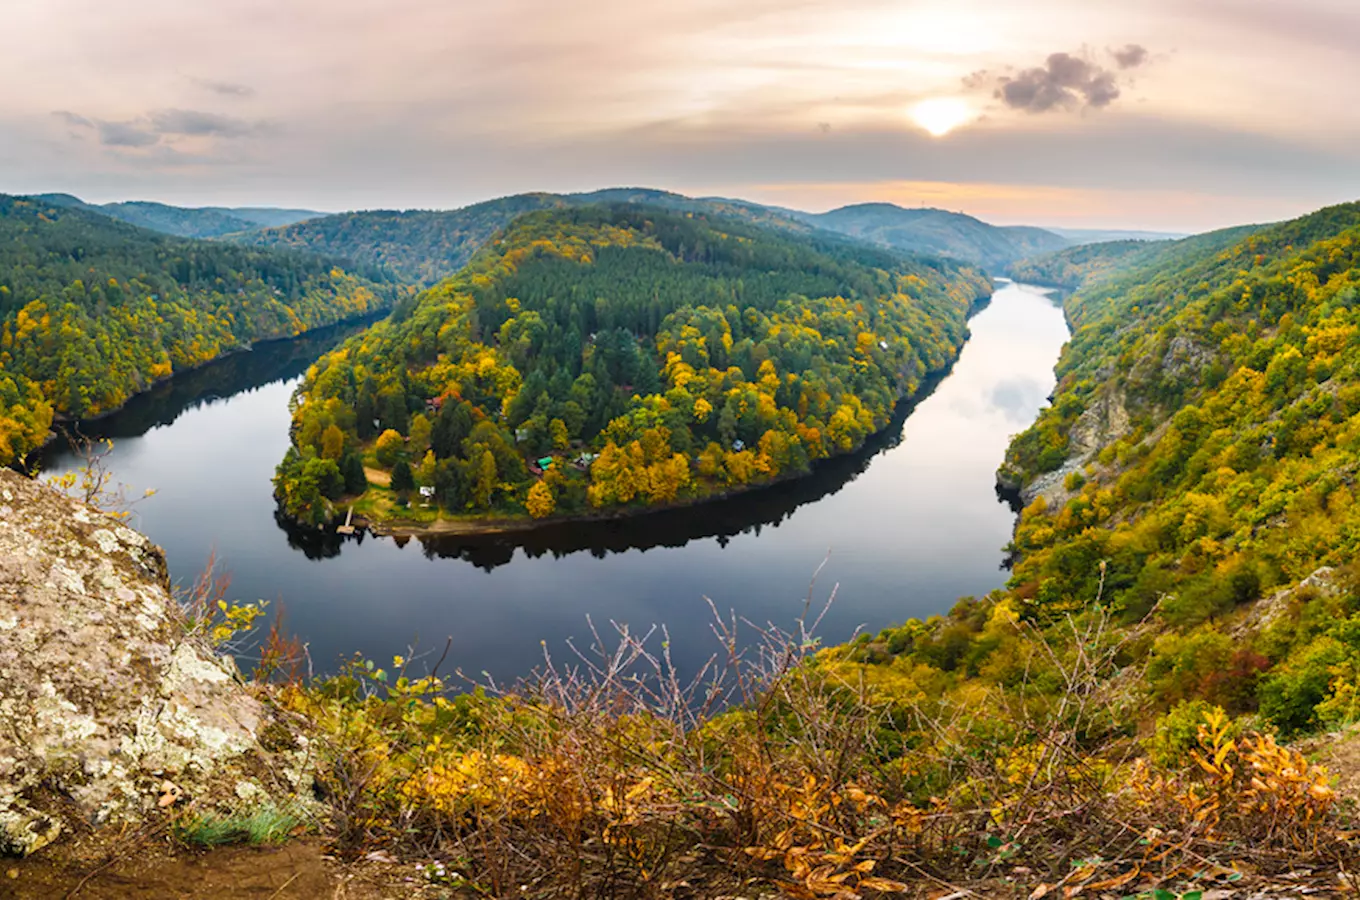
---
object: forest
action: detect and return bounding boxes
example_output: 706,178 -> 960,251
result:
274,204 -> 991,526
905,200 -> 1360,736
0,194 -> 401,465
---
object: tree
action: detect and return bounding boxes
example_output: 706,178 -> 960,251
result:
526,480 -> 555,518
391,460 -> 415,493
374,429 -> 405,467
321,424 -> 346,461
341,453 -> 368,495
549,417 -> 570,450
408,413 -> 433,455
416,449 -> 438,486
470,449 -> 497,508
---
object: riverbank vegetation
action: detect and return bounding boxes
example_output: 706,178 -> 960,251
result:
257,200 -> 1360,896
0,194 -> 401,466
274,204 -> 991,528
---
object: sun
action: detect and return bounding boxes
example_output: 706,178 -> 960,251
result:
909,98 -> 973,137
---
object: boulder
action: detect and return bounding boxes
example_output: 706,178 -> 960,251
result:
0,469 -> 299,856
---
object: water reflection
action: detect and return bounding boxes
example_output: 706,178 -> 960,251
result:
276,372 -> 936,568
39,284 -> 1069,683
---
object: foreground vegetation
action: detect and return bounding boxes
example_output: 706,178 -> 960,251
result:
274,204 -> 990,528
0,194 -> 401,465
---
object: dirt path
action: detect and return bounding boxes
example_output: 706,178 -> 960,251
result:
6,838 -> 443,900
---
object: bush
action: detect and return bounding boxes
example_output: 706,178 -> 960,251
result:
1150,700 -> 1231,767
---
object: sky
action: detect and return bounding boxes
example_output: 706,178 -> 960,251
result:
3,0 -> 1358,231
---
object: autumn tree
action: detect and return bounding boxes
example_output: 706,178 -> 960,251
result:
526,480 -> 555,518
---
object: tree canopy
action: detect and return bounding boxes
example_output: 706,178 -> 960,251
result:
275,204 -> 991,525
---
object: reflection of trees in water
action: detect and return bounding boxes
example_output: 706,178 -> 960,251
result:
37,317 -> 378,450
277,370 -> 949,569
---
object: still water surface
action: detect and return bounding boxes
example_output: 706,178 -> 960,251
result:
43,282 -> 1068,683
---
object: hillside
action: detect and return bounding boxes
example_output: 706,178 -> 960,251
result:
238,188 -> 820,285
1045,226 -> 1186,244
795,203 -> 1071,271
1010,225 -> 1262,290
30,193 -> 321,238
0,195 -> 400,464
242,189 -> 1076,285
986,201 -> 1360,730
273,203 -> 990,526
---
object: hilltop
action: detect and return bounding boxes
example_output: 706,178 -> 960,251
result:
30,192 -> 322,239
240,188 -> 1083,284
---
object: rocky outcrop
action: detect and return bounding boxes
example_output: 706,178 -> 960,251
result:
0,469 -> 305,856
1010,388 -> 1133,509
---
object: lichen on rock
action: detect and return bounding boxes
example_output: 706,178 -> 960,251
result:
0,468 -> 299,856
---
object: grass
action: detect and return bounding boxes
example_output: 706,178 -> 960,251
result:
173,803 -> 306,848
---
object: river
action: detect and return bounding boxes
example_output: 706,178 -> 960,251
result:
40,281 -> 1069,684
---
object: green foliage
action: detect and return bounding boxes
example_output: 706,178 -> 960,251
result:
806,203 -> 1070,271
1150,700 -> 1232,767
276,203 -> 990,524
173,802 -> 305,847
0,194 -> 400,464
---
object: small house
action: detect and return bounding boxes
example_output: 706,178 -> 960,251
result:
537,457 -> 554,470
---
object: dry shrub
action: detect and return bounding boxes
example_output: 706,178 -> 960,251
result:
280,580 -> 1359,899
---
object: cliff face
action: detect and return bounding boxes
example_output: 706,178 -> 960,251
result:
0,469 -> 300,856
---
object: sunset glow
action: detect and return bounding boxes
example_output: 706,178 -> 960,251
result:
909,98 -> 974,137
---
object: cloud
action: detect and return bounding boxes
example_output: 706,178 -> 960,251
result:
149,108 -> 259,138
986,50 -> 1145,114
1112,44 -> 1149,69
69,108 -> 263,149
189,77 -> 255,98
96,120 -> 160,147
52,110 -> 93,129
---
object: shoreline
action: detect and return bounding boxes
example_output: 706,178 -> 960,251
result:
21,308 -> 390,468
329,290 -> 995,540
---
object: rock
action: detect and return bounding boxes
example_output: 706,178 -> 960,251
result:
1234,567 -> 1342,639
0,469 -> 299,856
1010,388 -> 1131,509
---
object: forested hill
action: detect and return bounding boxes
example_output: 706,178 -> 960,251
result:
238,189 -> 821,286
967,200 -> 1360,733
31,193 -> 322,238
241,188 -> 1073,286
794,203 -> 1070,272
274,204 -> 991,525
0,195 -> 401,465
1009,225 -> 1260,290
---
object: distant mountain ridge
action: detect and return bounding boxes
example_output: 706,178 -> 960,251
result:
23,187 -> 1190,285
787,202 -> 1072,273
239,188 -> 1095,284
29,193 -> 322,239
